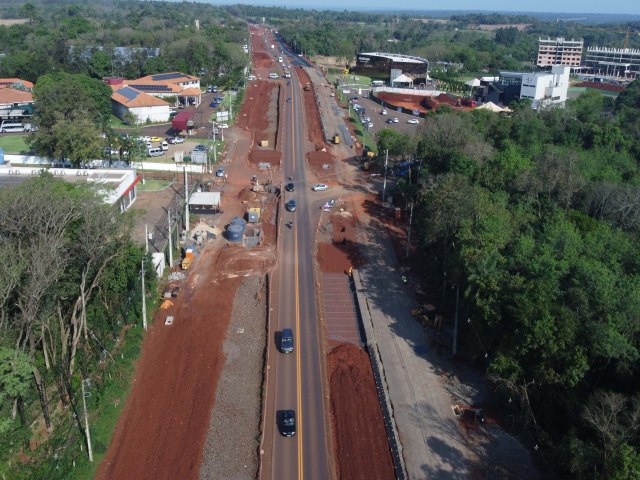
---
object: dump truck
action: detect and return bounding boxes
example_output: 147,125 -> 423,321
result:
181,248 -> 195,270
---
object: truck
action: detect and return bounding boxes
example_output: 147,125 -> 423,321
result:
304,83 -> 311,91
278,56 -> 283,63
181,250 -> 195,270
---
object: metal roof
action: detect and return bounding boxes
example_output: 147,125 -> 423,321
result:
358,52 -> 428,64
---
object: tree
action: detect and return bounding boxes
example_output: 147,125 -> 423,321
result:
88,50 -> 112,79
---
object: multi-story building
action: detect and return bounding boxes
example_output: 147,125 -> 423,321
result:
537,37 -> 583,68
584,47 -> 640,79
478,66 -> 570,109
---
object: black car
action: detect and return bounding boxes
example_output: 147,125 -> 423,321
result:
278,410 -> 296,437
287,97 -> 291,103
285,199 -> 297,212
193,144 -> 207,152
280,328 -> 294,353
285,182 -> 295,192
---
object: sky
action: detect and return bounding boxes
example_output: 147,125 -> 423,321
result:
213,0 -> 640,15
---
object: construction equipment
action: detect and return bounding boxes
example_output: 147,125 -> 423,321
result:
181,248 -> 195,270
332,134 -> 340,144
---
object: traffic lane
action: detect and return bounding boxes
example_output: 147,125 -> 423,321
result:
297,202 -> 331,480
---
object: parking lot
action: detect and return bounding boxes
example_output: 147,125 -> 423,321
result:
340,94 -> 424,140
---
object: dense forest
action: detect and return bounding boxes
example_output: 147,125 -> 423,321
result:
375,84 -> 640,478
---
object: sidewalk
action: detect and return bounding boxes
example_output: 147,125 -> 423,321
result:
354,221 -> 476,480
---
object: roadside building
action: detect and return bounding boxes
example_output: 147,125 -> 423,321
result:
0,87 -> 34,122
111,85 -> 171,124
0,166 -> 140,212
356,52 -> 430,85
537,37 -> 583,68
477,66 -> 570,109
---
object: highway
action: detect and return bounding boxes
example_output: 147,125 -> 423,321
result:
267,42 -> 331,480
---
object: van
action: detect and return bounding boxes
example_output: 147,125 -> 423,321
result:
0,121 -> 30,133
161,141 -> 169,151
280,328 -> 294,353
147,147 -> 164,157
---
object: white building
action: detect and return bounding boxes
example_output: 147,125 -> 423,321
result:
111,86 -> 171,125
520,66 -> 570,109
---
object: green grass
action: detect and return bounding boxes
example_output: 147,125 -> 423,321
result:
0,134 -> 31,154
137,179 -> 173,191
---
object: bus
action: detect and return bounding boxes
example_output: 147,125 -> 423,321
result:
371,80 -> 385,87
0,121 -> 33,133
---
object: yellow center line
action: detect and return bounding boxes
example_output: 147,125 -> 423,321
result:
292,83 -> 304,480
295,220 -> 303,479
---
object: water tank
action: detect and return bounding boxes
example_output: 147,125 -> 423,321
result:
0,147 -> 4,165
230,216 -> 247,227
227,224 -> 244,242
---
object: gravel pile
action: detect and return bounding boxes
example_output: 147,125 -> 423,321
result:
200,275 -> 267,480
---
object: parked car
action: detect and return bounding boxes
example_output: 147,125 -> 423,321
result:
393,117 -> 399,123
407,118 -> 419,124
193,144 -> 207,152
206,85 -> 213,92
312,183 -> 328,191
330,92 -> 335,97
216,167 -> 225,177
286,199 -> 297,212
149,136 -> 163,143
285,182 -> 295,192
161,141 -> 169,151
367,122 -> 374,128
381,109 -> 387,115
218,123 -> 229,129
209,101 -> 219,108
386,118 -> 394,124
167,136 -> 185,144
278,410 -> 296,437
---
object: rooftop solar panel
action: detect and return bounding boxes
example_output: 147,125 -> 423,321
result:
119,86 -> 140,102
131,84 -> 172,92
151,73 -> 185,81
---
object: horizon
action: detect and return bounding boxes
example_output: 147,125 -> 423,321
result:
206,0 -> 640,16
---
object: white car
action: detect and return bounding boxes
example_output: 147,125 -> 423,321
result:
218,123 -> 229,129
407,118 -> 419,124
381,109 -> 387,115
393,117 -> 399,123
330,92 -> 335,97
312,183 -> 328,191
367,122 -> 374,128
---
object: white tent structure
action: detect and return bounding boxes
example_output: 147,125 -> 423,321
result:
391,73 -> 414,87
476,101 -> 507,113
465,78 -> 481,87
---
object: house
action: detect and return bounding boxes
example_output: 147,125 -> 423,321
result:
0,78 -> 34,92
111,86 -> 171,125
127,72 -> 202,107
0,87 -> 34,121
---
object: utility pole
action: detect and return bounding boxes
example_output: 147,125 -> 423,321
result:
141,259 -> 147,330
405,202 -> 414,259
144,224 -> 149,253
452,284 -> 459,356
184,167 -> 189,232
167,209 -> 173,268
382,149 -> 389,203
80,378 -> 93,462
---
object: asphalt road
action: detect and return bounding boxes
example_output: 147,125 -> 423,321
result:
267,39 -> 331,480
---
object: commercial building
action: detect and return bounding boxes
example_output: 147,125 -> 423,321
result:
477,66 -> 570,109
111,86 -> 172,125
356,52 -> 429,85
584,47 -> 640,79
537,37 -> 584,67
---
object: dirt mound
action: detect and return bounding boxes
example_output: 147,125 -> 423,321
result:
253,51 -> 273,69
317,208 -> 364,272
327,343 -> 395,480
248,149 -> 281,167
307,149 -> 333,179
377,91 -> 429,112
297,68 -> 327,148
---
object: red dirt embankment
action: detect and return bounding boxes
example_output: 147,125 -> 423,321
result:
328,344 -> 395,480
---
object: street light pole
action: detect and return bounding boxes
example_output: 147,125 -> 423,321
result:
141,259 -> 147,330
452,284 -> 459,356
382,149 -> 389,203
184,167 -> 189,232
167,209 -> 173,268
405,202 -> 414,259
